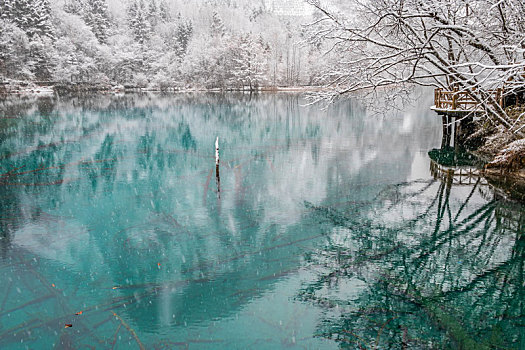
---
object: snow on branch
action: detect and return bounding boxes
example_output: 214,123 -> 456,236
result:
305,0 -> 525,131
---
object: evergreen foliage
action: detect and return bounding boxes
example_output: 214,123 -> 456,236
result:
84,0 -> 110,43
147,0 -> 158,27
175,18 -> 193,57
127,0 -> 151,45
210,12 -> 226,38
158,0 -> 169,22
0,0 -> 54,39
64,0 -> 110,43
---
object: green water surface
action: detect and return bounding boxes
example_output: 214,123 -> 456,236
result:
0,93 -> 523,349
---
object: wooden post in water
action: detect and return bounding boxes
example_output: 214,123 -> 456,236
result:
447,116 -> 452,147
215,137 -> 221,199
453,118 -> 461,152
446,168 -> 454,187
441,115 -> 453,148
215,137 -> 219,166
441,115 -> 448,148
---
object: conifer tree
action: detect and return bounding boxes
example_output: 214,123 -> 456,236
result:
1,0 -> 54,39
0,0 -> 15,21
147,0 -> 158,27
64,0 -> 110,44
210,12 -> 226,38
29,36 -> 54,79
31,0 -> 54,39
0,0 -> 54,81
0,19 -> 30,79
63,0 -> 82,15
84,0 -> 110,43
175,19 -> 193,56
158,0 -> 169,22
127,0 -> 151,45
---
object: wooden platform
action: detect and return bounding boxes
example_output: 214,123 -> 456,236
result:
430,105 -> 482,117
432,87 -> 503,116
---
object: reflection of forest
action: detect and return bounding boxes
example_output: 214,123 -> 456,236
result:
301,176 -> 525,349
0,92 -> 445,347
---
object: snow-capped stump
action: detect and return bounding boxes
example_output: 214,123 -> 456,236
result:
486,139 -> 525,171
215,137 -> 219,165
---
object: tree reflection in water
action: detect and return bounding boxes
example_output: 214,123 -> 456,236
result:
1,93 -> 523,348
301,177 -> 524,349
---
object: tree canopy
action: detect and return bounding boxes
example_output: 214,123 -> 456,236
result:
307,0 -> 525,132
0,0 -> 329,89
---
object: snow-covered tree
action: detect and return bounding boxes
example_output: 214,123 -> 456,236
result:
210,11 -> 226,38
158,0 -> 170,22
230,34 -> 270,89
0,0 -> 325,88
84,0 -> 110,43
306,0 -> 525,133
53,9 -> 106,83
0,0 -> 55,80
28,35 -> 55,79
0,19 -> 31,79
0,0 -> 15,21
64,0 -> 110,43
175,17 -> 192,57
1,0 -> 54,39
147,0 -> 159,27
127,0 -> 151,45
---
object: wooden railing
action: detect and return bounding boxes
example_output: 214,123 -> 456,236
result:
430,159 -> 487,186
434,87 -> 504,111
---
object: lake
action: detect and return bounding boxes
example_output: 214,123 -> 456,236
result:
0,93 -> 523,349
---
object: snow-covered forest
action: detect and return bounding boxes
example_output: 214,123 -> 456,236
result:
0,0 -> 333,89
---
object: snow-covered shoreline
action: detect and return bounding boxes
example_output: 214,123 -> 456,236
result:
0,81 -> 330,96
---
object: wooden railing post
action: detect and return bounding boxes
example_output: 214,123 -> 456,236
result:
452,86 -> 458,109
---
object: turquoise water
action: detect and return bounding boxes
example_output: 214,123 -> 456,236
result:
0,93 -> 523,349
